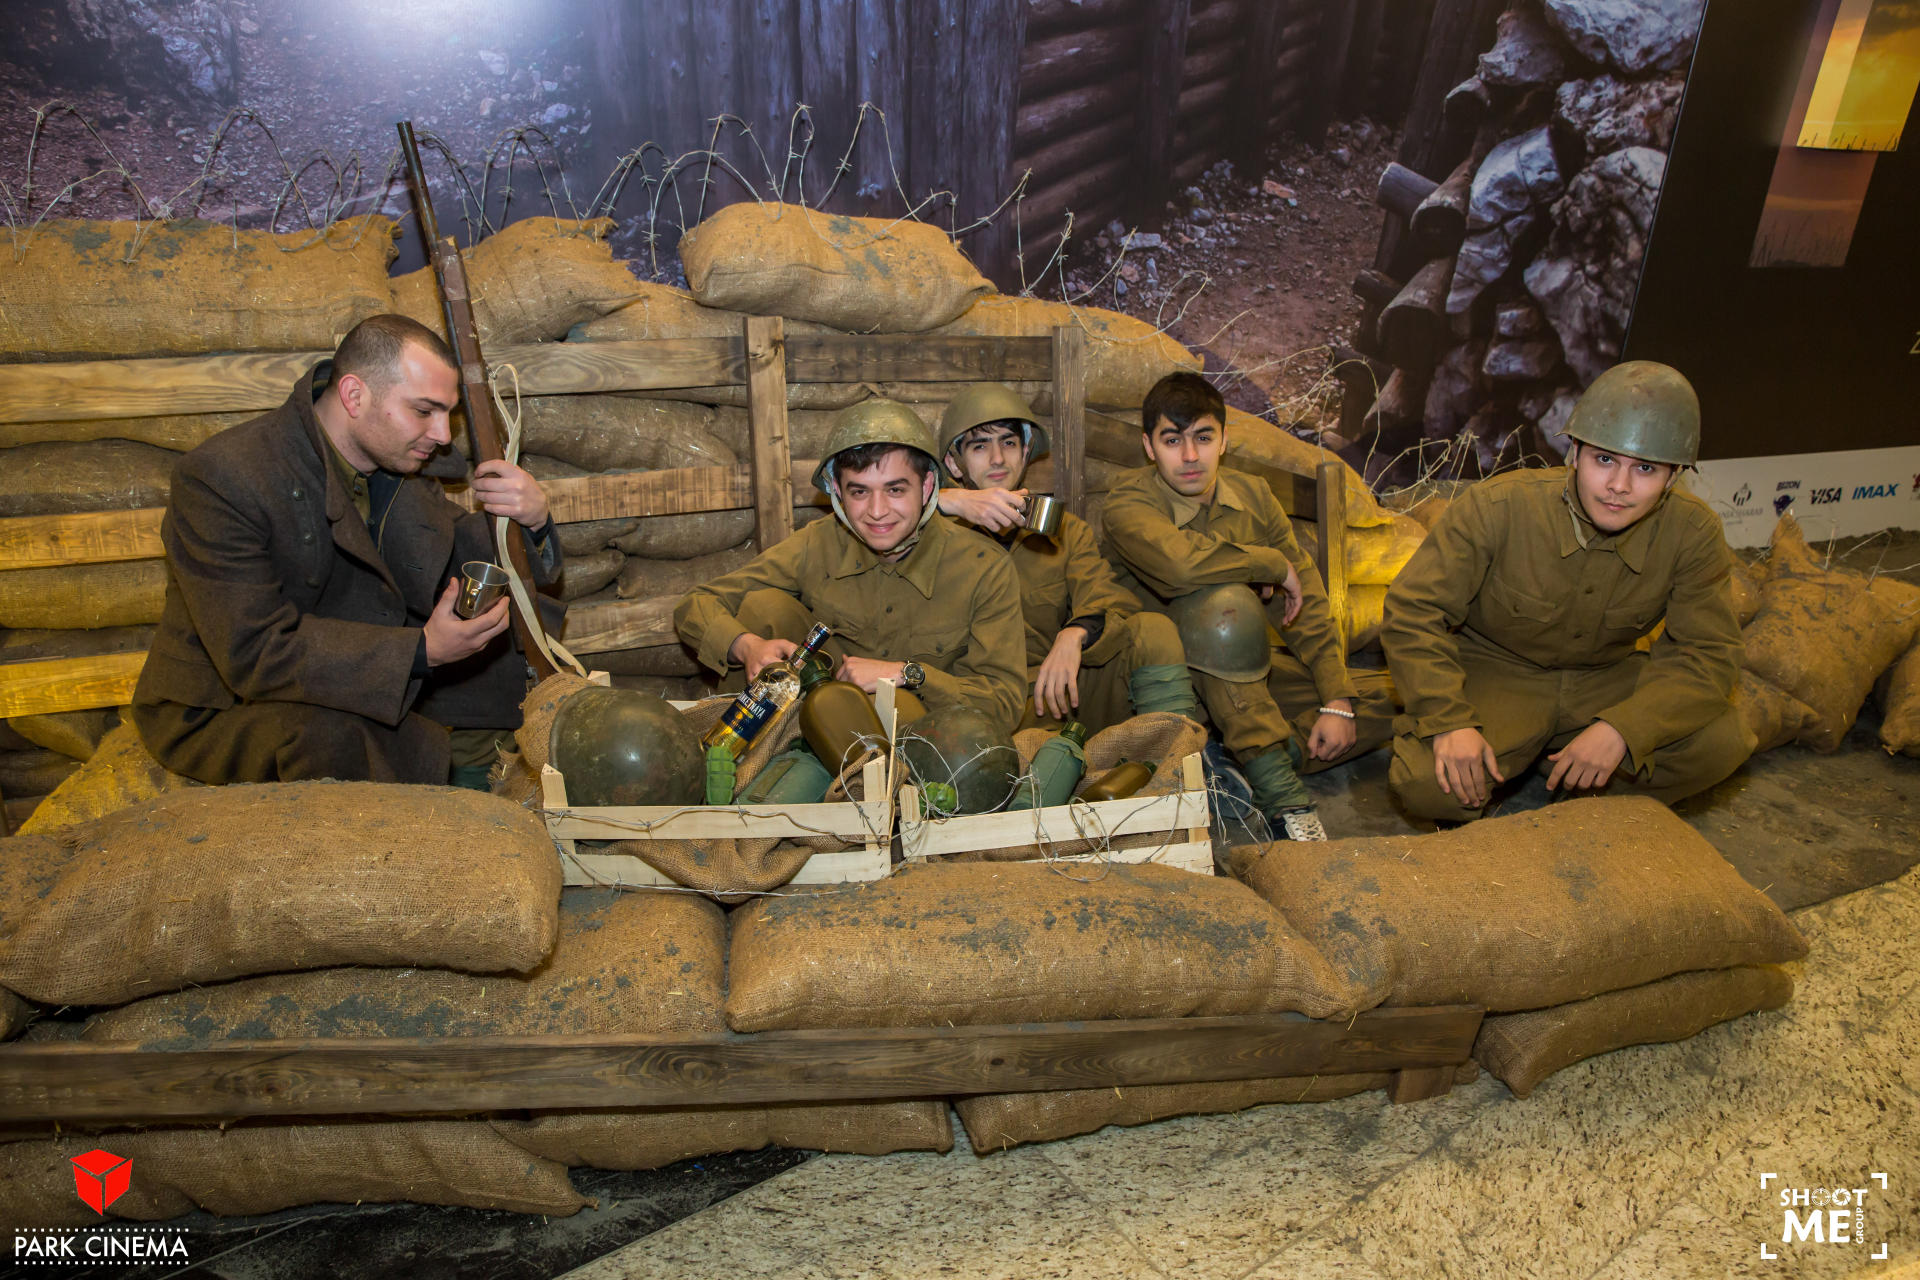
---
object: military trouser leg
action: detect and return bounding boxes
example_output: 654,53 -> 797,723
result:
1267,659 -> 1398,774
134,699 -> 451,787
1547,663 -> 1755,805
1019,612 -> 1195,734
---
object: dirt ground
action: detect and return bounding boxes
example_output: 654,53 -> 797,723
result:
1056,120 -> 1393,436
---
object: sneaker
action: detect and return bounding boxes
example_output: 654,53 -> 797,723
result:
1274,807 -> 1328,841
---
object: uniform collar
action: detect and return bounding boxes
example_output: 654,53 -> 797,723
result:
828,509 -> 950,598
1154,469 -> 1247,528
1557,474 -> 1655,573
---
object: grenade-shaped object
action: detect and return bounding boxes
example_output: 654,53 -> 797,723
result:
1079,758 -> 1156,802
738,741 -> 834,805
1007,722 -> 1088,810
705,743 -> 737,805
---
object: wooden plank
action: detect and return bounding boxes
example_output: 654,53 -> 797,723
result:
0,1006 -> 1485,1123
1051,324 -> 1089,519
1232,0 -> 1286,168
902,786 -> 1209,858
562,594 -> 679,653
0,508 -> 165,570
1305,0 -> 1360,143
537,466 -> 755,525
1316,458 -> 1350,652
785,334 -> 1053,384
1135,0 -> 1194,219
0,339 -> 747,426
960,0 -> 1029,287
564,843 -> 890,889
744,315 -> 796,548
1389,1064 -> 1457,1104
0,651 -> 146,718
547,796 -> 887,843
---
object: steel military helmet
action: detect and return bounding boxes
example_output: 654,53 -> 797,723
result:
1167,584 -> 1273,682
899,705 -> 1020,816
810,398 -> 943,495
549,685 -> 705,807
936,383 -> 1051,478
1563,361 -> 1701,468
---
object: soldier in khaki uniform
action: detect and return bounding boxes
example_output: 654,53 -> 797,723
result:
1102,373 -> 1394,840
1382,361 -> 1753,821
934,383 -> 1199,733
674,400 -> 1027,737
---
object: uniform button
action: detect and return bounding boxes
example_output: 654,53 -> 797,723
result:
305,574 -> 320,588
885,605 -> 893,613
291,487 -> 305,500
300,531 -> 314,545
1583,586 -> 1594,594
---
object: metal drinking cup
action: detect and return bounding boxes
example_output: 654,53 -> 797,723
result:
1024,493 -> 1065,537
456,560 -> 511,619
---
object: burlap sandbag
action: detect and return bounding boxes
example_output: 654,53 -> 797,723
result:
1734,670 -> 1819,755
0,748 -> 78,797
0,782 -> 562,1005
617,543 -> 758,600
1740,516 -> 1920,751
1223,408 -> 1394,528
389,216 -> 639,346
0,409 -> 254,452
522,454 -> 756,558
956,1072 -> 1392,1153
0,832 -> 71,1025
1473,965 -> 1796,1098
569,283 -> 864,411
558,515 -> 641,555
17,723 -> 201,834
0,216 -> 396,361
965,713 -> 1206,861
681,202 -> 990,333
1729,559 -> 1766,626
1234,796 -> 1807,1014
0,987 -> 30,1041
0,440 -> 177,517
561,546 -> 626,601
1347,583 -> 1387,651
7,707 -> 119,761
1292,512 -> 1428,590
933,296 -> 1198,411
727,860 -> 1359,1031
518,395 -> 745,472
0,1122 -> 587,1225
0,558 -> 167,628
1879,638 -> 1920,757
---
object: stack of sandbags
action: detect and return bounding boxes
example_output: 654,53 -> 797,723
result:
1878,638 -> 1920,757
1230,797 -> 1808,1098
15,722 -> 199,834
725,859 -> 1364,1151
389,216 -> 641,347
1737,515 -> 1920,753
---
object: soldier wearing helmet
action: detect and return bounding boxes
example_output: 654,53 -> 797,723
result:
673,398 -> 1027,736
1101,372 -> 1395,841
934,383 -> 1200,733
1382,361 -> 1753,822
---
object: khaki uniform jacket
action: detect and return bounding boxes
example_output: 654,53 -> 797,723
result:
1003,511 -> 1142,668
674,513 -> 1028,734
133,365 -> 561,768
1381,468 -> 1741,761
1101,465 -> 1356,702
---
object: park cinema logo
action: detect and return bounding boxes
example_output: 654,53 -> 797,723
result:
10,1150 -> 191,1264
1759,1171 -> 1891,1262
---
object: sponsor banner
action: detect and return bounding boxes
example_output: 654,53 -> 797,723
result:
1689,445 -> 1920,547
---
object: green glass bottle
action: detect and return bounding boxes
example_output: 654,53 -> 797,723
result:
737,741 -> 833,806
1079,758 -> 1156,802
1006,721 -> 1088,810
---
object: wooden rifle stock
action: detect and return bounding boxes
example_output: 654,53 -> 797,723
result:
396,121 -> 557,682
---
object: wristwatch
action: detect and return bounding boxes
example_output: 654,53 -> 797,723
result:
899,661 -> 926,691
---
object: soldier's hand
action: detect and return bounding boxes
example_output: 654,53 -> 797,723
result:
1433,727 -> 1503,809
939,486 -> 1029,533
424,577 -> 510,667
1278,563 -> 1304,626
837,655 -> 904,694
1545,721 -> 1627,793
1033,628 -> 1085,720
1306,700 -> 1357,761
471,459 -> 551,529
730,633 -> 796,681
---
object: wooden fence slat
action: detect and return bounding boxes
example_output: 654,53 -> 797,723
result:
0,1007 -> 1484,1123
562,593 -> 680,653
785,334 -> 1054,384
0,509 -> 165,571
1051,325 -> 1088,518
745,315 -> 796,549
0,651 -> 146,719
1136,0 -> 1194,219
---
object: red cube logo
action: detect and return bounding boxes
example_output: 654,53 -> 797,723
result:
71,1148 -> 132,1214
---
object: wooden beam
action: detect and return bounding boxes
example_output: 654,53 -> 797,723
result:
1304,0 -> 1359,144
0,1007 -> 1484,1123
0,339 -> 747,426
536,466 -> 755,525
1135,0 -> 1193,220
0,508 -> 165,571
744,315 -> 795,550
1050,325 -> 1088,519
0,651 -> 146,718
1231,0 -> 1284,169
784,334 -> 1054,385
563,593 -> 679,653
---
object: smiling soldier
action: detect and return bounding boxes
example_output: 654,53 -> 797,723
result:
674,398 -> 1027,736
1381,361 -> 1754,822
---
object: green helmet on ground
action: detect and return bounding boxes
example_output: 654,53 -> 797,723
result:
549,685 -> 705,807
810,399 -> 943,495
936,383 -> 1051,476
899,705 -> 1020,815
1564,361 -> 1701,467
1168,584 -> 1273,682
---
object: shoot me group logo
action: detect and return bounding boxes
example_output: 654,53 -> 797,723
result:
1760,1171 -> 1892,1262
10,1150 -> 192,1265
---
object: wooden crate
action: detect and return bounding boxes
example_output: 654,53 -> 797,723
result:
897,752 -> 1214,875
542,682 -> 901,890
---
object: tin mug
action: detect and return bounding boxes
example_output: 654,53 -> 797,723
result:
456,560 -> 511,619
1024,494 -> 1065,537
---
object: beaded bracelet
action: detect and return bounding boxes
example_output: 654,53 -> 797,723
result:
1317,705 -> 1356,719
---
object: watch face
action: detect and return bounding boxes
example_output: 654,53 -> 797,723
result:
902,662 -> 924,688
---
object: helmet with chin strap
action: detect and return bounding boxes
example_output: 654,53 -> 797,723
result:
810,399 -> 943,496
936,384 -> 1050,485
1563,361 -> 1701,468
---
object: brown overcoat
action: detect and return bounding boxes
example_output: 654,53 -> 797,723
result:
132,364 -> 560,783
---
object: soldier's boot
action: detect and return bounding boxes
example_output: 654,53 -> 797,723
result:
1243,744 -> 1326,841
